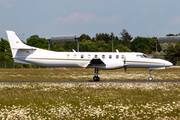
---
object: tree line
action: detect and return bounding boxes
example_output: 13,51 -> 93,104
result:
1,29 -> 180,65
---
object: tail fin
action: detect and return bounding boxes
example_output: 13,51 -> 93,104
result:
6,31 -> 32,58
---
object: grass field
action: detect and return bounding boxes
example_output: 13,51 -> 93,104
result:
0,82 -> 179,119
0,68 -> 180,119
0,67 -> 180,81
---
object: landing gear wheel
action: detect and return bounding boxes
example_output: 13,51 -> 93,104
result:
148,76 -> 153,81
93,68 -> 100,81
93,76 -> 100,81
148,70 -> 153,81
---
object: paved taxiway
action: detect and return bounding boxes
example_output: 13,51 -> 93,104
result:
0,80 -> 180,83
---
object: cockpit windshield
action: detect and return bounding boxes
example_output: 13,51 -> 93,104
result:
136,54 -> 149,58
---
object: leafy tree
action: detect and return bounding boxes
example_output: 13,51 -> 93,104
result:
120,29 -> 133,48
96,33 -> 111,43
50,42 -> 65,52
79,40 -> 98,52
131,37 -> 157,53
165,43 -> 180,61
160,43 -> 176,52
153,51 -> 166,59
0,38 -> 10,52
166,34 -> 178,36
63,42 -> 77,51
79,34 -> 91,41
115,44 -> 131,52
27,35 -> 48,49
0,38 -> 13,62
96,40 -> 111,52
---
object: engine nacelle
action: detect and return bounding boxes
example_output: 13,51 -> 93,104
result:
98,60 -> 124,70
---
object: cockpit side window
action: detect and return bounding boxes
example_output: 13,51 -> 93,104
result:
136,55 -> 143,58
143,54 -> 148,58
137,54 -> 149,58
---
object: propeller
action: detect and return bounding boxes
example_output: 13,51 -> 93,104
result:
124,57 -> 127,72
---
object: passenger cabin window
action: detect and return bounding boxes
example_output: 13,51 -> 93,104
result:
116,55 -> 119,59
81,54 -> 84,58
94,55 -> 98,58
121,55 -> 124,59
74,54 -> 77,58
88,54 -> 91,58
67,54 -> 70,58
102,55 -> 105,59
26,51 -> 30,53
109,55 -> 112,59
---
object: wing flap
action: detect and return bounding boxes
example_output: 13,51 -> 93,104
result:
87,58 -> 106,68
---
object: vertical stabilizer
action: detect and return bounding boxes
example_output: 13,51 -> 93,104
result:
6,31 -> 32,58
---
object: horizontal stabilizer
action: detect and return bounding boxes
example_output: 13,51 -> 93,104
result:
12,48 -> 36,50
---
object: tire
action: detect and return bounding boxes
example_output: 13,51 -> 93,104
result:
148,76 -> 153,81
93,76 -> 100,81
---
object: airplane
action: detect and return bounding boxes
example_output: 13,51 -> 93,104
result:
6,31 -> 173,81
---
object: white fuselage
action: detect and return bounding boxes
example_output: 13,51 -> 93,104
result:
6,30 -> 173,81
6,30 -> 172,70
14,48 -> 172,69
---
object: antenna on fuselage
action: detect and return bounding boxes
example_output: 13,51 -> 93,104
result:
72,49 -> 76,52
116,49 -> 119,53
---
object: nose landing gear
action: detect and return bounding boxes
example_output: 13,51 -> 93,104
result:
93,68 -> 100,81
148,70 -> 153,81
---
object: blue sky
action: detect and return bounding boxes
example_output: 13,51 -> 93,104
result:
1,0 -> 180,41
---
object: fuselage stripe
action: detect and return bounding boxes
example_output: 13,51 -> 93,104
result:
27,58 -> 163,64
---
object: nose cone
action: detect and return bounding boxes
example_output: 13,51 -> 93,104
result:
165,61 -> 173,67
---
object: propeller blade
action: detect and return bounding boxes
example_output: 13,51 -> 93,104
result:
124,57 -> 127,72
124,66 -> 127,72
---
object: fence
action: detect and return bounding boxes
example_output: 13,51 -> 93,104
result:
0,62 -> 41,69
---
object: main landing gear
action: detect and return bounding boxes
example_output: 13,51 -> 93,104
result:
92,68 -> 154,81
93,68 -> 100,81
148,70 -> 153,81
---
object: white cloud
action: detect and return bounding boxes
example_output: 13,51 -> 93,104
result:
0,0 -> 5,3
168,16 -> 180,25
98,15 -> 122,24
55,12 -> 122,24
56,12 -> 96,24
0,0 -> 13,8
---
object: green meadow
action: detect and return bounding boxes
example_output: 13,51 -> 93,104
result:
0,68 -> 179,119
0,67 -> 180,81
0,82 -> 179,119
